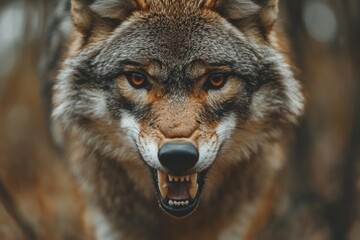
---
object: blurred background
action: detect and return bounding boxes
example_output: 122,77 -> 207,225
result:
0,0 -> 359,239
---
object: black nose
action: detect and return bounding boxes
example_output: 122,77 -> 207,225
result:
158,142 -> 199,174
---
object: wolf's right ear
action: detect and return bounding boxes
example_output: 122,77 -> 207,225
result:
206,0 -> 279,37
71,0 -> 146,35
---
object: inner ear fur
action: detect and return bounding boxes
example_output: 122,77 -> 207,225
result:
208,0 -> 279,36
71,0 -> 145,36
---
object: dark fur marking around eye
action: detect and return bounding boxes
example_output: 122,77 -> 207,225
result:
106,88 -> 151,121
201,95 -> 250,124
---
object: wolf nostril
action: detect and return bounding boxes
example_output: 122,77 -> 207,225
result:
158,142 -> 199,175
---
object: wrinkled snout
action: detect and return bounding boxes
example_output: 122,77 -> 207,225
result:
158,142 -> 199,175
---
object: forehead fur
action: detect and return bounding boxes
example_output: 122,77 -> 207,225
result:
141,0 -> 260,17
146,0 -> 209,11
85,10 -> 264,78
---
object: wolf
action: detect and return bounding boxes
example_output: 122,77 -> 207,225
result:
42,0 -> 304,239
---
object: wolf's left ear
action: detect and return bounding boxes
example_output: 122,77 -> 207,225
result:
206,0 -> 279,36
71,0 -> 147,36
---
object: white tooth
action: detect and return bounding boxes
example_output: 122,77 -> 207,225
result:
190,183 -> 199,199
185,200 -> 189,205
169,175 -> 173,181
157,171 -> 168,199
174,177 -> 179,182
190,173 -> 198,187
169,200 -> 174,206
180,177 -> 184,182
186,175 -> 190,181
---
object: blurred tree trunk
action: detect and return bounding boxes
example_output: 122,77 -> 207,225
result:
257,1 -> 360,240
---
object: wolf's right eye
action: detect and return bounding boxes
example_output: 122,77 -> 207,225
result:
204,73 -> 227,90
126,72 -> 150,89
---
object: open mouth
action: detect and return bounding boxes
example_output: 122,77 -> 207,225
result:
151,169 -> 206,218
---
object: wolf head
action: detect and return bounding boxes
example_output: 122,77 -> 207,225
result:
53,0 -> 304,218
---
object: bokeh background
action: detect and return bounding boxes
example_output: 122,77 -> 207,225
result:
0,0 -> 359,239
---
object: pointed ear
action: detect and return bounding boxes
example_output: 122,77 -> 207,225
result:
71,0 -> 146,35
208,0 -> 279,36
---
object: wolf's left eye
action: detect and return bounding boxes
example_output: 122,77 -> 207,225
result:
126,72 -> 150,89
204,73 -> 227,90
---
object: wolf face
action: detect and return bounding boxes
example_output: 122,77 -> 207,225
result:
53,0 -> 303,219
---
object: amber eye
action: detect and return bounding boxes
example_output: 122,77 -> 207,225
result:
204,73 -> 227,90
127,72 -> 149,89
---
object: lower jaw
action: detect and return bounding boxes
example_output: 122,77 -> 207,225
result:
159,197 -> 199,218
151,169 -> 207,218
